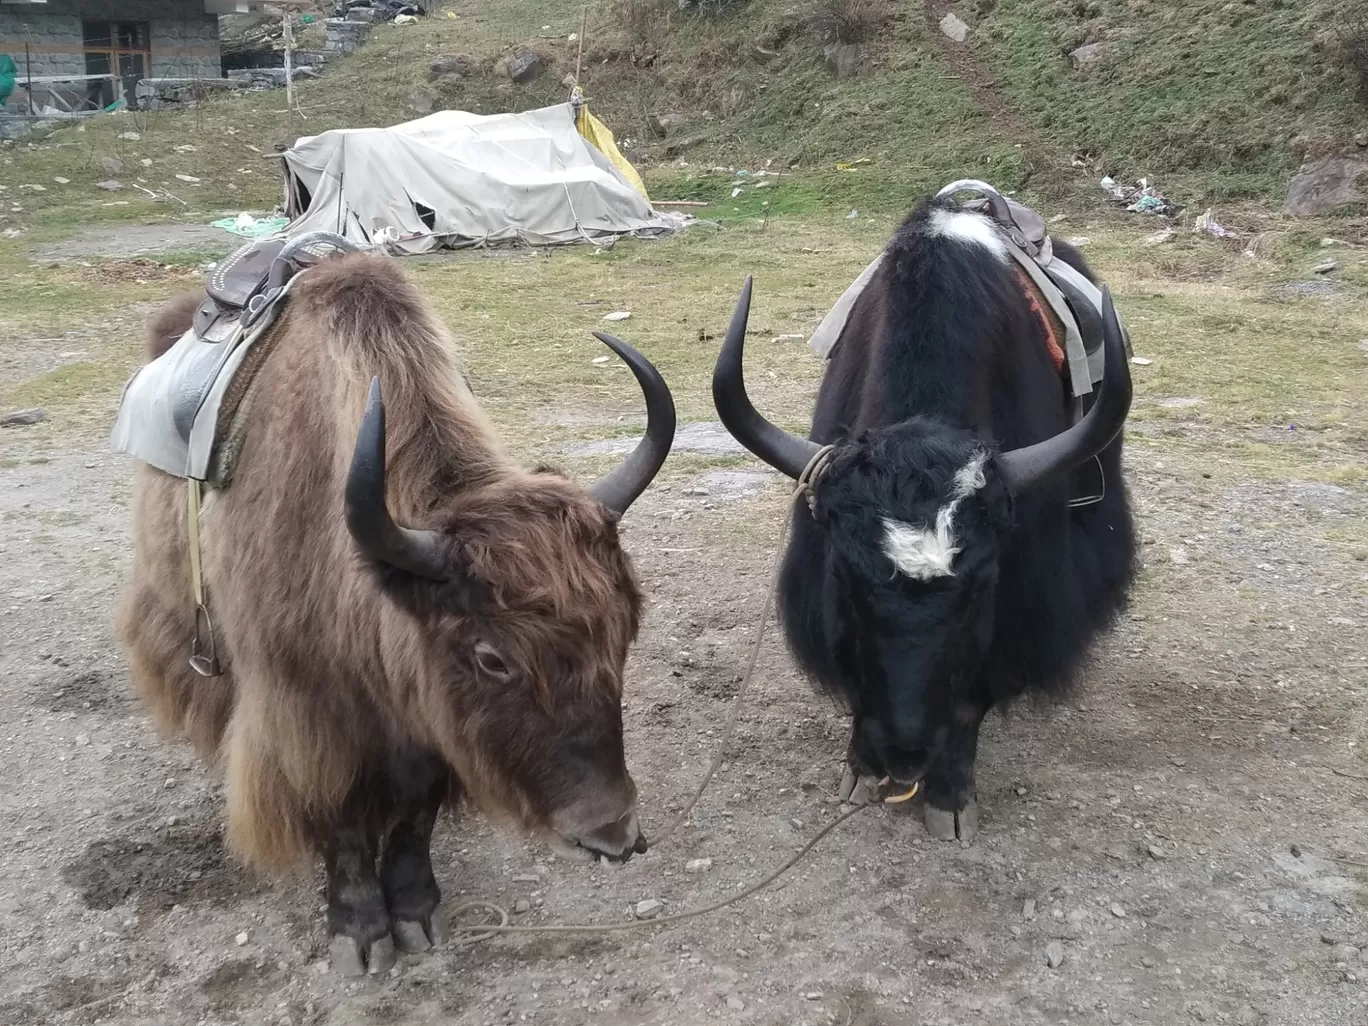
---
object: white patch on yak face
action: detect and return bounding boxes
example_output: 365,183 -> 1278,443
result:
924,208 -> 1008,262
881,452 -> 989,581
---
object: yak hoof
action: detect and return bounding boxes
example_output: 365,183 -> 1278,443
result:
838,765 -> 880,805
924,800 -> 979,843
329,933 -> 397,977
393,918 -> 431,953
427,907 -> 451,946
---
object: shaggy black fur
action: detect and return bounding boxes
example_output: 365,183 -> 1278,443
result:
777,197 -> 1137,824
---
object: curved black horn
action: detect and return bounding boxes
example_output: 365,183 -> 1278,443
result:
711,276 -> 823,480
346,377 -> 448,580
996,284 -> 1133,494
586,332 -> 677,517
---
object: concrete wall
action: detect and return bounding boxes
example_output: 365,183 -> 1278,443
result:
0,1 -> 220,91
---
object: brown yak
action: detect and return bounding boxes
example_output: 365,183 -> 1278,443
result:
116,253 -> 675,975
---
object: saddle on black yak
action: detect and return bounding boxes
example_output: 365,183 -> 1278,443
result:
809,179 -> 1134,427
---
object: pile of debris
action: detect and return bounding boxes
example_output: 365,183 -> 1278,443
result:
1099,175 -> 1178,216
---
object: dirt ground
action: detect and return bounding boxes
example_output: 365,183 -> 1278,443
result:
3,230 -> 1368,1026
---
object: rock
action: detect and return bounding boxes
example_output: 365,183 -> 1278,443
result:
634,899 -> 664,920
1323,932 -> 1347,946
1147,844 -> 1167,860
1169,548 -> 1190,566
117,131 -> 141,141
96,180 -> 123,192
408,88 -> 437,115
164,778 -> 176,789
823,43 -> 867,79
235,930 -> 250,946
506,51 -> 545,84
647,112 -> 687,138
1023,899 -> 1036,918
1110,903 -> 1127,918
1045,941 -> 1065,968
513,899 -> 531,914
685,858 -> 713,873
1070,42 -> 1113,69
100,156 -> 124,175
602,310 -> 631,322
1283,155 -> 1368,216
1,407 -> 45,427
428,54 -> 472,79
75,734 -> 89,746
1314,261 -> 1339,274
726,996 -> 745,1011
1356,133 -> 1368,148
753,45 -> 780,63
939,12 -> 970,42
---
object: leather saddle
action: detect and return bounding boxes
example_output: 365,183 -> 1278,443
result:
112,232 -> 360,482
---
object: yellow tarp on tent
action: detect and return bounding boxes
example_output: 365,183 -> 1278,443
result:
576,104 -> 649,203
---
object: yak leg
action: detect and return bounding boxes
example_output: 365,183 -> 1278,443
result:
325,819 -> 395,977
381,750 -> 451,954
922,708 -> 986,843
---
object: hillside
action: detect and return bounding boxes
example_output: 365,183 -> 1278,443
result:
1,0 -> 1365,231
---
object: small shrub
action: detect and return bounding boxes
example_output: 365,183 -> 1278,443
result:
804,0 -> 895,46
675,0 -> 752,19
1334,14 -> 1368,104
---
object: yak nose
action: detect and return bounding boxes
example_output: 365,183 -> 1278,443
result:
578,807 -> 644,861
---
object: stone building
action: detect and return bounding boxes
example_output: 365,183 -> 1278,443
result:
0,1 -> 240,110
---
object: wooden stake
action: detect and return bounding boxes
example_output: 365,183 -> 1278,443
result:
574,7 -> 586,84
281,9 -> 297,126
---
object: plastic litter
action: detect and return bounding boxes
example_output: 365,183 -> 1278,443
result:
210,213 -> 290,238
1100,175 -> 1177,216
1193,208 -> 1229,238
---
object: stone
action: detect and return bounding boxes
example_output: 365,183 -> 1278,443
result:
1023,899 -> 1036,918
408,88 -> 437,115
635,899 -> 664,920
1314,261 -> 1339,274
1,407 -> 45,427
1147,844 -> 1167,860
726,996 -> 745,1011
939,12 -> 970,42
235,930 -> 250,946
117,131 -> 141,141
507,51 -> 545,84
428,54 -> 472,80
513,899 -> 531,914
753,45 -> 780,63
1045,941 -> 1066,968
824,43 -> 866,79
685,858 -> 713,873
1111,903 -> 1127,918
1070,42 -> 1113,69
1283,155 -> 1368,216
602,311 -> 631,322
96,180 -> 123,192
647,112 -> 687,138
1356,133 -> 1368,148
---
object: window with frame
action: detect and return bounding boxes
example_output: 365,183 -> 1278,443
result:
82,19 -> 150,109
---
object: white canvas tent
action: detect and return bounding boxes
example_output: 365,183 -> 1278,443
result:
280,103 -> 684,254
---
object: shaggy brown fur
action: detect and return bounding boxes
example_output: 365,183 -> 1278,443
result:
116,254 -> 644,868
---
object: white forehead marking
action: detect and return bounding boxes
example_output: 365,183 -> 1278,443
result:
881,452 -> 989,581
924,208 -> 1008,262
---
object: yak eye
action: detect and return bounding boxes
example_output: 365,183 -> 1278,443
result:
474,641 -> 512,679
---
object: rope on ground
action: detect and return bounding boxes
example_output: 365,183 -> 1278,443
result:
447,446 -> 844,938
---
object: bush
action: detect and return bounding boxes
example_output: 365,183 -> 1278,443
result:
1334,13 -> 1368,104
804,0 -> 894,46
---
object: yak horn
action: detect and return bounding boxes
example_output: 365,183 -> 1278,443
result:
711,276 -> 824,481
345,377 -> 448,580
587,332 -> 677,517
996,284 -> 1133,494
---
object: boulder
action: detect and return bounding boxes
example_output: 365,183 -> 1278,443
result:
506,51 -> 545,84
427,53 -> 472,80
647,112 -> 687,138
824,43 -> 867,79
1283,155 -> 1368,216
100,156 -> 123,176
